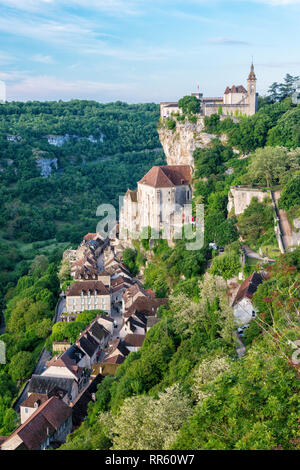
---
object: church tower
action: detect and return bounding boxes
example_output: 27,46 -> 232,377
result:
247,63 -> 257,115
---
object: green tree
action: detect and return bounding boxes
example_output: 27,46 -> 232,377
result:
9,351 -> 34,382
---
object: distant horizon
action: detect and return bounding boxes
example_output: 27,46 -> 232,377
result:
0,1 -> 300,102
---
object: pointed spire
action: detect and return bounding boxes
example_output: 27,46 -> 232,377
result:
248,62 -> 256,80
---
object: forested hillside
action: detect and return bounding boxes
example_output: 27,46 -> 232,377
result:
61,89 -> 300,450
0,100 -> 164,300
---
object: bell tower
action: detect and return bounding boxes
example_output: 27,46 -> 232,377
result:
247,63 -> 257,115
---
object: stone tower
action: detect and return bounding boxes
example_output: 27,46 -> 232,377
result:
247,63 -> 257,115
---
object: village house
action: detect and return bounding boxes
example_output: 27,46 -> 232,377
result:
124,296 -> 168,318
123,334 -> 145,352
122,283 -> 153,311
100,338 -> 130,372
120,165 -> 193,240
66,280 -> 111,314
111,274 -> 133,305
95,314 -> 114,335
20,394 -> 49,424
27,375 -> 78,404
232,272 -> 265,324
1,397 -> 72,451
119,311 -> 147,338
42,354 -> 87,393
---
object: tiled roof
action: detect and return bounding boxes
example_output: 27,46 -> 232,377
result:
125,297 -> 168,317
45,354 -> 82,380
76,332 -> 99,358
122,283 -> 149,303
66,280 -> 110,296
224,85 -> 247,94
147,317 -> 161,328
20,393 -> 49,409
28,375 -> 75,396
232,272 -> 264,306
64,344 -> 85,364
102,354 -> 125,365
138,165 -> 192,188
105,338 -> 130,358
124,334 -> 145,348
2,397 -> 72,450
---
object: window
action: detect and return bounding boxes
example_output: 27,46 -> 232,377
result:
25,408 -> 28,413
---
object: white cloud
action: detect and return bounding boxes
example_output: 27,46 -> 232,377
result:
6,74 -> 134,100
32,54 -> 54,64
208,37 -> 251,46
253,0 -> 300,4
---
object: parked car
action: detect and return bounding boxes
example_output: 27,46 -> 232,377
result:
113,320 -> 118,328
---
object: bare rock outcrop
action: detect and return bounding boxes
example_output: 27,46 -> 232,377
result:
158,118 -> 219,168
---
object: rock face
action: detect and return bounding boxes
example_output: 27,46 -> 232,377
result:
36,157 -> 58,177
158,118 -> 217,168
227,186 -> 271,216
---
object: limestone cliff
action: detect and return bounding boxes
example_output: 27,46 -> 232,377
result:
158,117 -> 221,168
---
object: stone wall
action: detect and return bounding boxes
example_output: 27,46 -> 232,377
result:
227,186 -> 271,216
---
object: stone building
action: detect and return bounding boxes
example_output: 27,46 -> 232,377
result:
120,165 -> 193,240
160,64 -> 258,119
66,280 -> 111,314
1,397 -> 72,450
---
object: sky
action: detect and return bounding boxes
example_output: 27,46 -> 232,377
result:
0,0 -> 300,103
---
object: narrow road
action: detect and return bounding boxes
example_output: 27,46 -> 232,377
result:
273,190 -> 292,250
235,332 -> 246,358
0,311 -> 5,335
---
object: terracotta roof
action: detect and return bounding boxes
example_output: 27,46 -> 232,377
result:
83,233 -> 98,241
66,280 -> 110,296
125,297 -> 168,317
111,275 -> 133,288
105,338 -> 130,358
20,393 -> 49,409
138,165 -> 192,188
124,334 -> 145,348
123,283 -> 150,303
2,397 -> 72,450
232,272 -> 264,307
224,85 -> 247,94
102,354 -> 125,365
45,354 -> 82,380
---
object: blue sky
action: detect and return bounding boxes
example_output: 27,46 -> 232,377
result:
0,0 -> 300,102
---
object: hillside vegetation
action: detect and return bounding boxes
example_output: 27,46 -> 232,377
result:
0,100 -> 163,301
61,92 -> 300,450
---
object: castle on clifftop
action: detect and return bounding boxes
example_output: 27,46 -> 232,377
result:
160,63 -> 258,119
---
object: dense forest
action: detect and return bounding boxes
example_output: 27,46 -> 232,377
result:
0,100 -> 164,301
0,100 -> 163,434
1,75 -> 300,449
61,79 -> 300,450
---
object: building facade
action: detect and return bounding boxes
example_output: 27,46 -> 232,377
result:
66,281 -> 111,314
160,64 -> 258,119
120,165 -> 193,241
